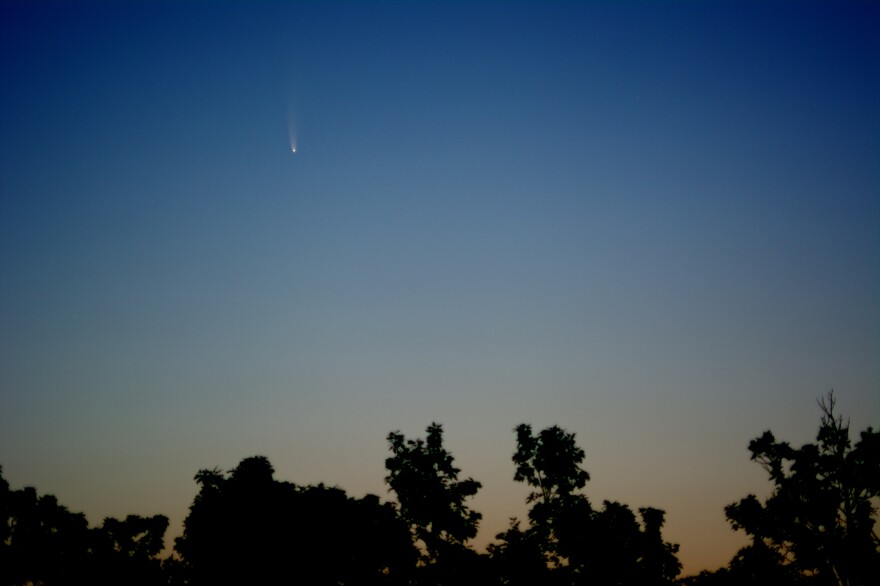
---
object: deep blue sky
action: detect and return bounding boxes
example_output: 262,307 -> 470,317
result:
1,0 -> 878,573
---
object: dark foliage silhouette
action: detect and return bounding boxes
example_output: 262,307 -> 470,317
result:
0,466 -> 168,586
3,393 -> 875,585
385,423 -> 488,584
724,392 -> 879,586
490,423 -> 591,583
174,455 -> 416,585
90,514 -> 170,586
1,474 -> 90,585
489,518 -> 557,585
682,392 -> 879,586
491,424 -> 681,585
511,422 -> 591,567
679,540 -> 811,586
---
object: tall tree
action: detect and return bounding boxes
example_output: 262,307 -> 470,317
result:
724,392 -> 879,586
385,423 -> 484,583
507,422 -> 594,575
512,423 -> 591,556
499,424 -> 680,585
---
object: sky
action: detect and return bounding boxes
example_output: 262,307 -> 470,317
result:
1,0 -> 878,575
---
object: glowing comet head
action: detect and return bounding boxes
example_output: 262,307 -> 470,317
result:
291,145 -> 297,154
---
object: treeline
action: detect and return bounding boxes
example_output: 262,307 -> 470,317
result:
1,393 -> 877,585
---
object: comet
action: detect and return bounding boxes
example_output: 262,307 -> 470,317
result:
287,101 -> 297,155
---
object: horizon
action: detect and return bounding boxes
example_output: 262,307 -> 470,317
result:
1,403 -> 878,574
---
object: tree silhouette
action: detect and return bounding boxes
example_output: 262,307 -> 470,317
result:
511,423 -> 591,566
1,474 -> 91,585
0,466 -> 168,586
385,423 -> 485,584
723,392 -> 879,586
680,540 -> 808,586
11,397 -> 873,585
513,424 -> 591,506
489,518 -> 559,585
493,424 -> 680,585
576,500 -> 680,585
174,455 -> 416,585
91,514 -> 169,586
294,486 -> 418,585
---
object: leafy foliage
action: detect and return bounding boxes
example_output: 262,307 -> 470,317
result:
495,424 -> 681,585
513,423 -> 590,507
5,394 -> 875,585
683,392 -> 880,586
91,514 -> 169,586
723,392 -> 879,586
679,540 -> 808,586
488,518 -> 558,586
174,455 -> 416,585
385,422 -> 483,560
0,466 -> 168,586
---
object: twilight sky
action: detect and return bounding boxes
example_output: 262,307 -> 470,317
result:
1,0 -> 877,574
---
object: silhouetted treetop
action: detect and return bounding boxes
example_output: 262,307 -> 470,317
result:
0,467 -> 168,586
6,393 -> 873,585
175,455 -> 415,585
229,454 -> 274,484
495,424 -> 681,586
722,391 -> 879,586
385,423 -> 482,560
513,423 -> 590,506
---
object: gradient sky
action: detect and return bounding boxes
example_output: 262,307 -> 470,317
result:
1,0 -> 878,574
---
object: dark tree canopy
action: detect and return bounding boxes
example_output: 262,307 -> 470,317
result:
723,392 -> 879,586
174,455 -> 416,586
0,466 -> 168,586
511,423 -> 593,566
385,423 -> 483,557
5,393 -> 874,586
2,482 -> 91,585
513,423 -> 591,507
385,423 -> 489,585
679,539 -> 809,586
492,424 -> 681,586
90,514 -> 169,586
